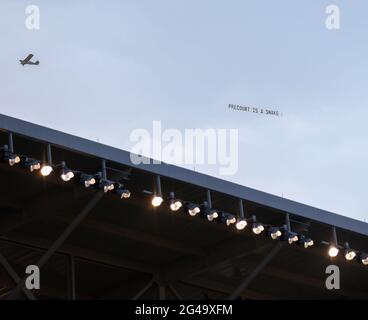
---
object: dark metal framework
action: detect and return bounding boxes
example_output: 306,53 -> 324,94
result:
0,113 -> 367,300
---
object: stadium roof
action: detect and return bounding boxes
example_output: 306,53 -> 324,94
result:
0,113 -> 367,299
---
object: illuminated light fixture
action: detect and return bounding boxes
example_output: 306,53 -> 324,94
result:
236,199 -> 247,230
206,208 -> 218,221
329,246 -> 339,258
5,153 -> 20,166
41,144 -> 53,176
120,190 -> 131,199
8,154 -> 21,166
115,184 -> 131,199
298,236 -> 314,248
2,134 -> 21,166
269,227 -> 282,240
287,232 -> 299,244
186,203 -> 200,216
100,179 -> 115,193
80,173 -> 97,188
344,242 -> 356,261
98,159 -> 114,192
251,216 -> 264,235
360,253 -> 368,265
41,164 -> 53,176
2,146 -> 21,166
60,162 -> 74,182
219,212 -> 236,226
236,219 -> 247,230
282,213 -> 298,244
226,215 -> 236,226
328,226 -> 339,258
152,195 -> 163,207
151,175 -> 163,207
169,192 -> 182,212
22,157 -> 41,172
204,190 -> 218,221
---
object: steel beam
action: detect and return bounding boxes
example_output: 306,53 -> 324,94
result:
7,192 -> 103,299
132,279 -> 154,300
228,242 -> 283,300
168,285 -> 183,300
0,253 -> 36,300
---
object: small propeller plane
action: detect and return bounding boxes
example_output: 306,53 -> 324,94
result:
19,54 -> 39,66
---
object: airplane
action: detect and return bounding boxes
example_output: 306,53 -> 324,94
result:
19,54 -> 39,66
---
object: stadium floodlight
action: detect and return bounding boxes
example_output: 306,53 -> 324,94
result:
219,212 -> 236,226
169,192 -> 182,211
41,164 -> 53,176
100,179 -> 115,193
287,232 -> 299,244
1,146 -> 21,166
298,235 -> 314,248
115,184 -> 131,199
235,199 -> 247,230
21,157 -> 41,172
41,144 -> 53,176
344,242 -> 356,261
60,162 -> 74,182
269,227 -> 282,240
251,216 -> 264,235
328,226 -> 339,258
206,208 -> 218,221
186,203 -> 200,216
80,173 -> 98,188
360,253 -> 368,265
329,246 -> 339,258
151,175 -> 163,207
2,133 -> 21,166
204,190 -> 218,221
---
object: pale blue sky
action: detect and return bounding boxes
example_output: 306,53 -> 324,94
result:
1,1 -> 367,221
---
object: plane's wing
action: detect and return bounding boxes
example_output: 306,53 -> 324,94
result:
23,54 -> 33,63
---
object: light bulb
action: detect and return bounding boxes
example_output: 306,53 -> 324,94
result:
152,196 -> 163,207
362,256 -> 368,265
188,206 -> 200,216
8,155 -> 20,166
103,183 -> 114,193
170,200 -> 182,211
252,224 -> 264,235
30,162 -> 41,172
207,210 -> 218,221
226,217 -> 236,226
328,246 -> 339,257
345,250 -> 356,261
61,171 -> 74,182
236,219 -> 247,230
304,239 -> 314,248
271,230 -> 282,240
84,177 -> 96,188
41,165 -> 53,176
121,190 -> 131,199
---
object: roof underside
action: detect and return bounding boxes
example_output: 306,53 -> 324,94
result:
0,114 -> 367,299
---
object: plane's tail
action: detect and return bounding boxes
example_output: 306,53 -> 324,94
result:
19,60 -> 24,65
35,60 -> 39,65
